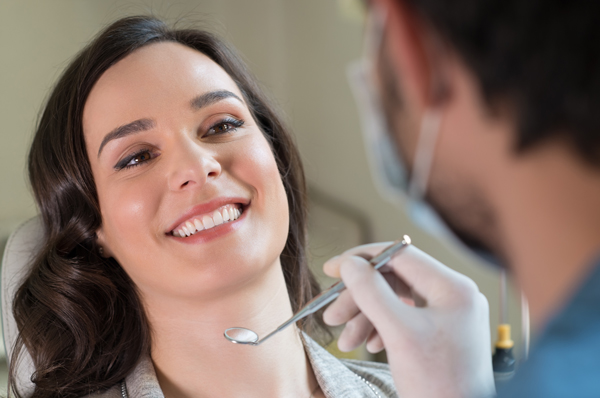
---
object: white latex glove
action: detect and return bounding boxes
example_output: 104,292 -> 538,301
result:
323,243 -> 495,398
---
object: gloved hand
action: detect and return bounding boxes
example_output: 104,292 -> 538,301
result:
323,243 -> 495,398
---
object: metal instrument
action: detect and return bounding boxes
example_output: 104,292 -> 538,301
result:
224,235 -> 412,346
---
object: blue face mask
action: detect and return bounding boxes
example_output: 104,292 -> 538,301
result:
346,11 -> 501,268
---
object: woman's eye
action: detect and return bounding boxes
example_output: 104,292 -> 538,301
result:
131,151 -> 151,164
115,149 -> 156,170
206,118 -> 244,137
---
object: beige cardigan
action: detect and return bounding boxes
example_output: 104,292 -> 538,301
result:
85,334 -> 399,398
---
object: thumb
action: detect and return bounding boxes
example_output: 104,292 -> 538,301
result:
339,255 -> 419,341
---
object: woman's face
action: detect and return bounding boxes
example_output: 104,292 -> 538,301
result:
83,42 -> 289,300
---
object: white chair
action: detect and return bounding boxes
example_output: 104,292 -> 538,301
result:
1,217 -> 43,397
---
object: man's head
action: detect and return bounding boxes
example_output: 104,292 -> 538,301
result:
369,0 -> 600,264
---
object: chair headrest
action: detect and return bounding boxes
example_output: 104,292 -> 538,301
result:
1,216 -> 43,397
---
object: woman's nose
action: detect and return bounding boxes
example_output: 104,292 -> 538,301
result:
167,141 -> 222,191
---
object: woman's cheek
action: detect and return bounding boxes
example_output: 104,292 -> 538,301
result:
98,175 -> 163,259
234,136 -> 289,232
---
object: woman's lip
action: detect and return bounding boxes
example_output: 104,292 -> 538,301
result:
166,197 -> 250,233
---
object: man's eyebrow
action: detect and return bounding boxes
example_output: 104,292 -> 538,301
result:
190,90 -> 243,110
97,118 -> 155,158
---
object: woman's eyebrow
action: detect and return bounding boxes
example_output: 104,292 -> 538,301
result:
97,91 -> 243,158
190,90 -> 243,110
98,118 -> 155,158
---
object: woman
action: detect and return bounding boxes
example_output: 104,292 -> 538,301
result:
9,16 -> 396,398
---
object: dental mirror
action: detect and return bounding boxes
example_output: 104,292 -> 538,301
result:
224,327 -> 259,344
224,235 -> 411,346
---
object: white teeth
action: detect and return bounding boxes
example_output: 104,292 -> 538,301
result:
202,214 -> 215,229
173,204 -> 243,237
213,210 -> 224,226
185,221 -> 196,234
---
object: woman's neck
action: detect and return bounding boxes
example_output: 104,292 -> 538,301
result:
144,261 -> 320,398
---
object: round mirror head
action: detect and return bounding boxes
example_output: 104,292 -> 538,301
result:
224,327 -> 259,344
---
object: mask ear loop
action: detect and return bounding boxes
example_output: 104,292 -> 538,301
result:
521,292 -> 530,360
406,22 -> 452,203
362,3 -> 386,68
407,108 -> 442,202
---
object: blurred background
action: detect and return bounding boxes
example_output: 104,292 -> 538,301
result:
0,0 -> 525,390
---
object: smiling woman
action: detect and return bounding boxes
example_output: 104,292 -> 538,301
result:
9,16 -> 397,398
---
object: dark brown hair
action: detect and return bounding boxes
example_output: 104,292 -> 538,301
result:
11,15 -> 323,398
404,0 -> 600,165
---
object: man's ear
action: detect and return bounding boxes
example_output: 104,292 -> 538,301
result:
375,0 -> 452,108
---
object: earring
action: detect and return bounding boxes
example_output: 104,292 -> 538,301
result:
98,246 -> 104,256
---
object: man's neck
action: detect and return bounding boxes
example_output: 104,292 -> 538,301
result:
494,141 -> 600,329
143,264 -> 319,398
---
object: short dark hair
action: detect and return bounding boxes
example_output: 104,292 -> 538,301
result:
14,16 -> 324,398
405,0 -> 600,165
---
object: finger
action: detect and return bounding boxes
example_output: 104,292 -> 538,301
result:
329,242 -> 473,305
339,255 -> 419,343
382,269 -> 426,307
323,289 -> 360,326
323,242 -> 395,278
323,256 -> 341,278
381,269 -> 413,299
336,312 -> 375,352
324,253 -> 415,327
324,252 -> 419,331
325,256 -> 414,300
366,329 -> 385,353
381,245 -> 480,305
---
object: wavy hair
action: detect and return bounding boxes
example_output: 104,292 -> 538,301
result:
10,16 -> 324,398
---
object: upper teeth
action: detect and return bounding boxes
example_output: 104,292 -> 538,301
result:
173,204 -> 242,237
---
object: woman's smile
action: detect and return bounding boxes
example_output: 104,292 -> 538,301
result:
167,199 -> 251,244
170,203 -> 243,237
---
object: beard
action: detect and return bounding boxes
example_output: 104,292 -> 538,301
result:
376,36 -> 507,267
426,170 -> 507,266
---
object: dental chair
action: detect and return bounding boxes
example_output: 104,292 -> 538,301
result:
1,217 -> 43,396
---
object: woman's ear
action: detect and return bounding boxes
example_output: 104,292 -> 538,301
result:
96,227 -> 113,258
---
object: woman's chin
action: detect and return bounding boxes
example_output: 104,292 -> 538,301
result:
151,255 -> 278,303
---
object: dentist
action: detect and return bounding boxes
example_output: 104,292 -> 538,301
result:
323,0 -> 600,397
